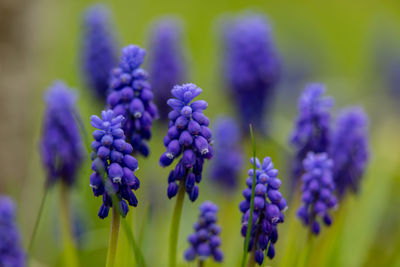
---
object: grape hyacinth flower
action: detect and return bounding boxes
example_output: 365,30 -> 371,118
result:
290,83 -> 333,182
107,45 -> 158,156
331,107 -> 369,198
160,83 -> 213,201
0,196 -> 25,267
239,157 -> 287,265
148,17 -> 187,121
222,14 -> 281,133
297,152 -> 337,235
40,81 -> 84,186
81,4 -> 118,100
90,109 -> 140,219
209,117 -> 243,189
184,201 -> 223,263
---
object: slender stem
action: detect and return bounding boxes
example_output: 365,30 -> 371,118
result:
27,186 -> 48,257
120,218 -> 146,267
106,208 -> 121,267
241,124 -> 257,267
297,232 -> 314,267
60,182 -> 79,267
198,259 -> 204,267
168,181 -> 186,267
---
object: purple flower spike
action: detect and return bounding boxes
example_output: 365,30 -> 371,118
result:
148,17 -> 187,121
222,13 -> 281,133
107,45 -> 158,157
160,83 -> 213,201
184,201 -> 223,263
209,117 -> 243,189
81,4 -> 118,100
290,83 -> 333,183
297,152 -> 337,235
0,196 -> 25,267
239,157 -> 287,265
40,81 -> 84,186
331,107 -> 369,198
90,109 -> 140,219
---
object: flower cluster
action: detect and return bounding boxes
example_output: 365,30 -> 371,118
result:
40,81 -> 84,186
148,17 -> 187,121
331,107 -> 369,197
159,83 -> 213,201
107,45 -> 158,157
222,14 -> 281,132
0,196 -> 25,267
184,201 -> 223,263
239,157 -> 287,265
297,152 -> 337,235
290,83 -> 333,181
90,110 -> 140,219
81,4 -> 118,100
209,117 -> 243,189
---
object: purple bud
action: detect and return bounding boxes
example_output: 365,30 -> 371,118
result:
167,183 -> 179,199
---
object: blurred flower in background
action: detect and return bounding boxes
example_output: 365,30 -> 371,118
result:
209,116 -> 243,190
290,83 -> 333,186
297,152 -> 337,235
184,201 -> 223,263
81,4 -> 119,101
40,81 -> 84,187
148,17 -> 187,121
331,107 -> 369,198
221,13 -> 281,134
0,196 -> 25,267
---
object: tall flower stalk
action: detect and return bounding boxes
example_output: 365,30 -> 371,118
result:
159,83 -> 213,267
240,126 -> 288,266
39,81 -> 84,266
89,109 -> 141,267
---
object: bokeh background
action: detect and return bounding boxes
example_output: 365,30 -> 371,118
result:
1,0 -> 400,266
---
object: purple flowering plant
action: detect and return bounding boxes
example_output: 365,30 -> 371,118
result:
239,156 -> 287,265
184,201 -> 223,264
297,152 -> 338,235
107,45 -> 159,157
90,109 -> 140,219
81,4 -> 118,100
159,83 -> 213,201
148,17 -> 187,121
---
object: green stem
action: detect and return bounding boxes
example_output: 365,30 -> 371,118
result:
106,208 -> 121,267
121,218 -> 146,267
60,182 -> 79,267
241,124 -> 257,267
297,232 -> 314,267
198,259 -> 204,267
27,186 -> 48,259
168,181 -> 186,267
